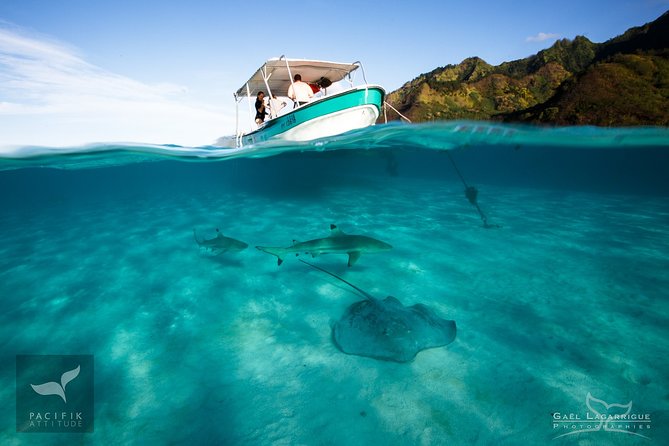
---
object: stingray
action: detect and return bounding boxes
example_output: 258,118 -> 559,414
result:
300,260 -> 456,362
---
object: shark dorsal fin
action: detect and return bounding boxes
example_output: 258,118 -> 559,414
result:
329,224 -> 345,237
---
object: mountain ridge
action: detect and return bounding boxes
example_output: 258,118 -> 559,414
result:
386,11 -> 669,126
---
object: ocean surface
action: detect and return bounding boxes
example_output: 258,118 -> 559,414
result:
1,121 -> 668,445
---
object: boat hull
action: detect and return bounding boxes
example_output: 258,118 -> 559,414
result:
241,85 -> 384,146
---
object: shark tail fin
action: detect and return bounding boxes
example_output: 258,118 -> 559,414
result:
256,246 -> 286,266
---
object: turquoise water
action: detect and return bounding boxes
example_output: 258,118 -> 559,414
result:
1,122 -> 669,444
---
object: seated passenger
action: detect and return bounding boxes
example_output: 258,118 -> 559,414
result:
287,74 -> 314,107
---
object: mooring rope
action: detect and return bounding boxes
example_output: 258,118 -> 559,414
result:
382,102 -> 498,228
446,151 -> 499,228
383,101 -> 412,123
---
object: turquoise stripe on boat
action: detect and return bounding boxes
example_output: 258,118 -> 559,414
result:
242,86 -> 384,145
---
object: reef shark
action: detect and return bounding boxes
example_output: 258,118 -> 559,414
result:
256,224 -> 392,267
193,228 -> 248,254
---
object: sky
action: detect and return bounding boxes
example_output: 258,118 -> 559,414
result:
0,0 -> 667,148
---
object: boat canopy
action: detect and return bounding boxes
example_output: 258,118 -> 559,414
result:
235,58 -> 360,98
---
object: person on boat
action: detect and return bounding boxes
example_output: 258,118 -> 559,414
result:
267,94 -> 287,118
255,91 -> 267,125
287,74 -> 313,107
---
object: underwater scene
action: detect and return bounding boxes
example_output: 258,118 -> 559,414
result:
1,122 -> 669,445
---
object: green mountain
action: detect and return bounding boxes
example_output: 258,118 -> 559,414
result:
386,11 -> 669,126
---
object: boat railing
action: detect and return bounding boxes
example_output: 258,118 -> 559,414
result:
351,61 -> 368,85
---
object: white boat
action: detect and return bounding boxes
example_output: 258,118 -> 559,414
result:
230,56 -> 385,147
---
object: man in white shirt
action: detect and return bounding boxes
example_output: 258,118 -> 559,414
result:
287,74 -> 314,106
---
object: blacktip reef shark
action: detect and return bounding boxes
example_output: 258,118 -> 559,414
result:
256,224 -> 392,267
193,228 -> 248,254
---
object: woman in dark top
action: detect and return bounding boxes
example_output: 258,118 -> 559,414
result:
255,91 -> 266,125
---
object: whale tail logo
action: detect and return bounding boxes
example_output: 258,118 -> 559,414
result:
30,365 -> 80,403
554,392 -> 649,439
586,392 -> 632,427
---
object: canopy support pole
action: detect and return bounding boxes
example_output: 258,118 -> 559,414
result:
261,69 -> 276,119
261,66 -> 273,98
245,82 -> 255,128
352,61 -> 369,99
280,55 -> 296,107
234,93 -> 240,146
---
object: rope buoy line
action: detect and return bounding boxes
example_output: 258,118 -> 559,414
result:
383,102 -> 500,228
446,152 -> 499,229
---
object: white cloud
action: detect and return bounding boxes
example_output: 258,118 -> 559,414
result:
526,32 -> 561,43
0,26 -> 234,149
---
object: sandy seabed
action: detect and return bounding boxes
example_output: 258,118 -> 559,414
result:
1,172 -> 667,445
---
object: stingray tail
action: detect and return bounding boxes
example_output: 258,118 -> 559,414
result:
299,259 -> 374,300
256,246 -> 287,266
